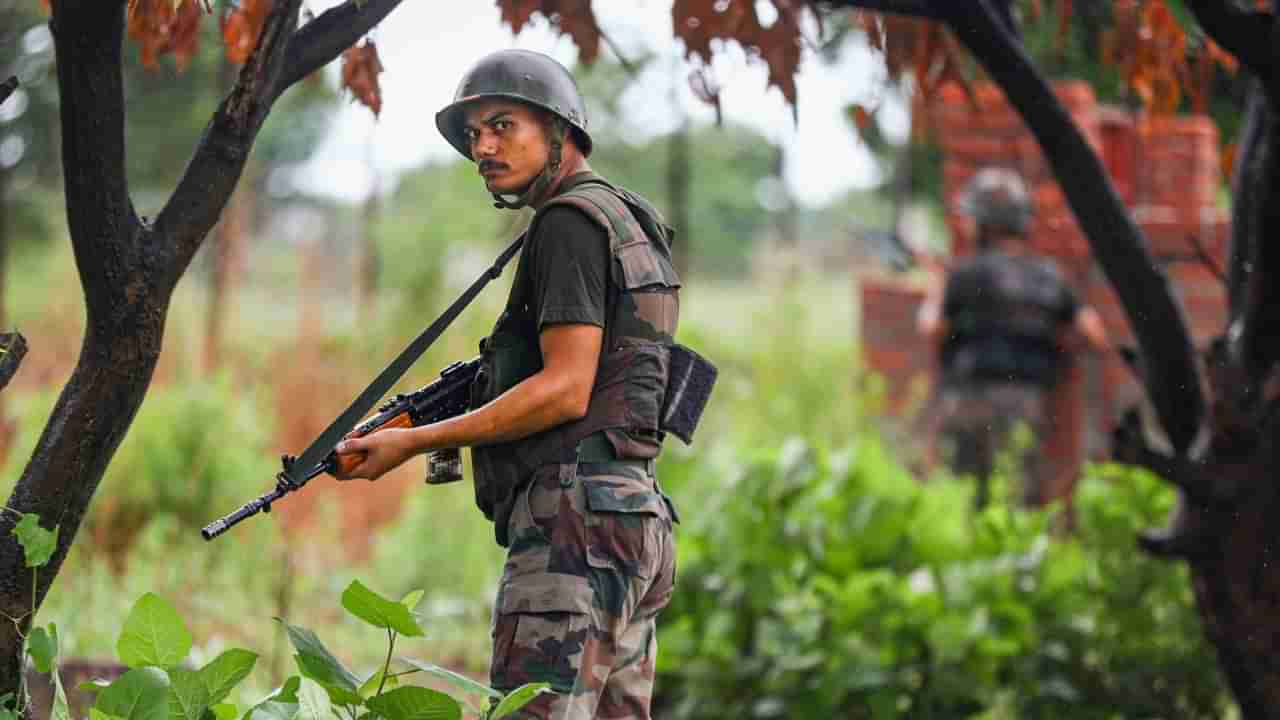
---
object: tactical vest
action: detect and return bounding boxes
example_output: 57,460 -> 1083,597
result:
469,175 -> 682,530
942,251 -> 1075,386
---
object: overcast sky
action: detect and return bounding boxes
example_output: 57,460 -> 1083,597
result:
291,1 -> 908,209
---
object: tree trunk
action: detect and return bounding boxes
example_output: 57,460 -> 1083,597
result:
0,0 -> 407,698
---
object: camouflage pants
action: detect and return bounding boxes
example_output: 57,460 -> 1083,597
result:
933,381 -> 1049,507
489,460 -> 677,719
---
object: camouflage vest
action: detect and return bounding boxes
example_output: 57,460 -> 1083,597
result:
469,174 -> 681,534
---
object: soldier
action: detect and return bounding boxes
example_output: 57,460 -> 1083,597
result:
332,49 -> 683,720
917,167 -> 1107,508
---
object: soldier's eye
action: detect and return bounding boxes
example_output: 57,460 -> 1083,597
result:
494,120 -> 512,131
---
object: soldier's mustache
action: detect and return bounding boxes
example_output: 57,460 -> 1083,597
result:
478,160 -> 508,174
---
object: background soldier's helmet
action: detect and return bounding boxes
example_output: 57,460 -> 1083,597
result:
957,167 -> 1034,234
435,49 -> 592,160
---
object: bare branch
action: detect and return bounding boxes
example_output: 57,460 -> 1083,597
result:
153,0 -> 307,281
1181,233 -> 1227,287
945,0 -> 1207,455
1184,0 -> 1274,81
276,0 -> 406,97
0,333 -> 27,392
0,77 -> 16,107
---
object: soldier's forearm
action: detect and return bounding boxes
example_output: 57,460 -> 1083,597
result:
408,368 -> 587,452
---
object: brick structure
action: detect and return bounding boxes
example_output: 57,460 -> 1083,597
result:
860,81 -> 1229,494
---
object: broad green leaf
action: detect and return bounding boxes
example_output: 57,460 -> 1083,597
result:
95,667 -> 171,720
274,677 -> 302,704
295,679 -> 332,720
12,514 -> 58,568
293,655 -> 363,706
26,625 -> 56,673
199,649 -> 258,703
277,621 -> 361,702
209,703 -> 238,720
117,594 -> 192,669
400,589 -> 425,610
341,580 -> 424,637
242,701 -> 298,720
0,709 -> 16,720
358,668 -> 399,699
491,684 -> 552,719
90,710 -> 123,720
364,686 -> 461,720
167,668 -> 210,720
400,659 -> 500,700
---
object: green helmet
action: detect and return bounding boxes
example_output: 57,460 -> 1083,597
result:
435,49 -> 592,161
957,167 -> 1033,234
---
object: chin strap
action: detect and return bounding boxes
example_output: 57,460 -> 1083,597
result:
492,117 -> 568,211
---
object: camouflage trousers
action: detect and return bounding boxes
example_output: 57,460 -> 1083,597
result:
932,381 -> 1049,507
489,459 -> 677,719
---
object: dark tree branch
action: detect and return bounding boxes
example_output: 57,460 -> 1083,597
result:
153,0 -> 307,281
276,0 -> 406,96
49,0 -> 139,308
818,0 -> 946,21
0,332 -> 27,392
1181,233 -> 1227,287
1228,80 -> 1266,321
0,76 -> 16,107
1184,0 -> 1274,82
945,0 -> 1206,455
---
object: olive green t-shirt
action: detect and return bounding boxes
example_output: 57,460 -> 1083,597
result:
525,199 -> 610,332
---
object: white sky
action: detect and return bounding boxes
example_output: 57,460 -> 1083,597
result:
291,1 -> 909,209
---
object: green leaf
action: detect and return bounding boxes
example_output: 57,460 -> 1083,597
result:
358,668 -> 398,699
199,649 -> 258,704
364,687 -> 461,720
242,701 -> 298,720
491,684 -> 552,719
399,659 -> 500,700
167,668 -> 211,720
26,625 -> 56,673
278,621 -> 361,703
117,593 -> 193,669
95,667 -> 171,720
209,703 -> 238,720
341,580 -> 425,637
274,677 -> 302,704
12,513 -> 58,568
50,664 -> 72,720
295,679 -> 332,720
90,710 -> 124,720
400,590 -> 425,610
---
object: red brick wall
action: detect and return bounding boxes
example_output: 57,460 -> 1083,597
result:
861,80 -> 1228,481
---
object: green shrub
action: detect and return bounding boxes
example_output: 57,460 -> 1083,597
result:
84,374 -> 279,559
654,436 -> 1230,719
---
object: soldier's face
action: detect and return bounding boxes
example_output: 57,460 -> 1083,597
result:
462,100 -> 551,195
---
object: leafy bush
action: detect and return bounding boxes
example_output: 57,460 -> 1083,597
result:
84,374 -> 279,561
654,436 -> 1230,718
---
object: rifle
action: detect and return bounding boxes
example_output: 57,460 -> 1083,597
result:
201,358 -> 480,540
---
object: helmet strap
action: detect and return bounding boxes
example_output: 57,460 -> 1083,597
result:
492,117 -> 568,211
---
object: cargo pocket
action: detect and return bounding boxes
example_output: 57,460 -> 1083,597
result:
580,476 -> 666,609
492,572 -> 595,695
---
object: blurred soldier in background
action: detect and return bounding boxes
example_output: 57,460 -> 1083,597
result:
917,167 -> 1107,508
